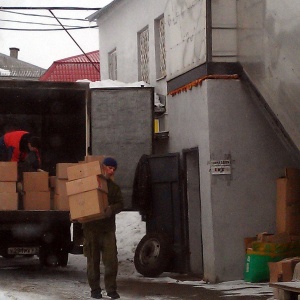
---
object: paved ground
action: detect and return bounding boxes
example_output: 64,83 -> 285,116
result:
0,255 -> 274,300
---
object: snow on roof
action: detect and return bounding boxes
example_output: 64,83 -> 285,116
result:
76,79 -> 151,89
0,68 -> 10,76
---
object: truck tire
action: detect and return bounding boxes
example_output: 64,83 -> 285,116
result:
134,232 -> 172,277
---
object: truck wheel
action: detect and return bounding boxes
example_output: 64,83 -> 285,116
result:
134,232 -> 172,277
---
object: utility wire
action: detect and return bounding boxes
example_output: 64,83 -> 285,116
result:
0,7 -> 100,10
0,26 -> 98,31
0,9 -> 94,22
49,9 -> 100,72
0,18 -> 83,27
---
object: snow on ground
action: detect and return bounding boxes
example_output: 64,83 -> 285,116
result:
0,212 -> 274,299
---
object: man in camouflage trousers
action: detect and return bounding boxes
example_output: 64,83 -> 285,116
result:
83,157 -> 124,299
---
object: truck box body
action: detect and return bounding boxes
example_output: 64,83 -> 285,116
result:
0,80 -> 153,263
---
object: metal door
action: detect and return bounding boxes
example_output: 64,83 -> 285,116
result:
146,153 -> 188,273
183,147 -> 203,276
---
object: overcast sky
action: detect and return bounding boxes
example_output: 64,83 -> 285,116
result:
0,0 -> 114,69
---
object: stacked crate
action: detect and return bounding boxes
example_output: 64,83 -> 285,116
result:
23,172 -> 50,210
66,160 -> 108,223
0,162 -> 18,210
54,163 -> 75,211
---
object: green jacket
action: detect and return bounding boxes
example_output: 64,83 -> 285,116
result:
83,179 -> 124,232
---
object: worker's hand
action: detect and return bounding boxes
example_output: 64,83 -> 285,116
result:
104,206 -> 112,218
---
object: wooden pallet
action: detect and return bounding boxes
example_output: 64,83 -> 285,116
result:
270,282 -> 300,300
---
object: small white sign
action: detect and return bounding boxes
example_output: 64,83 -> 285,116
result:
211,160 -> 231,175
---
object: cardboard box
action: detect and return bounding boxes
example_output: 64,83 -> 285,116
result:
0,162 -> 18,182
85,155 -> 105,163
66,175 -> 108,196
23,191 -> 51,210
276,168 -> 300,235
282,257 -> 300,281
0,192 -> 18,210
268,257 -> 300,283
97,175 -> 108,193
268,261 -> 283,283
55,178 -> 68,195
23,172 -> 49,192
67,161 -> 104,181
56,163 -> 77,179
0,181 -> 16,193
69,189 -> 108,221
66,175 -> 98,196
54,194 -> 69,211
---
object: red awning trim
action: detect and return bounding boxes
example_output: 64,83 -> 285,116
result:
168,74 -> 239,97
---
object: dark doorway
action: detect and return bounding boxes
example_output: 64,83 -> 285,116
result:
183,147 -> 203,276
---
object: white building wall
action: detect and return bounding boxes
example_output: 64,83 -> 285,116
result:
237,0 -> 300,152
97,0 -> 168,95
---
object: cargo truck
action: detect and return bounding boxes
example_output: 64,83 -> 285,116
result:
0,80 -> 154,267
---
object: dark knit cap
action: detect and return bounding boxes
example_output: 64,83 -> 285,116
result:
103,157 -> 118,169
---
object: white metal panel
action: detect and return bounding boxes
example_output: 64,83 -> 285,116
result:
165,0 -> 207,80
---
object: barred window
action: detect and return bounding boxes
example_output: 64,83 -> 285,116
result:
139,27 -> 150,83
108,49 -> 117,80
157,17 -> 166,78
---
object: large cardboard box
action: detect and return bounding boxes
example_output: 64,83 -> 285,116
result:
0,192 -> 18,210
0,162 -> 18,182
23,172 -> 49,192
54,194 -> 69,211
85,155 -> 105,163
66,175 -> 108,196
276,168 -> 300,235
56,163 -> 76,179
0,182 -> 16,193
55,178 -> 68,196
67,161 -> 104,181
69,189 -> 108,221
268,257 -> 300,283
23,191 -> 51,210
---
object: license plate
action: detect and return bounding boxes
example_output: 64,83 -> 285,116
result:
7,247 -> 39,255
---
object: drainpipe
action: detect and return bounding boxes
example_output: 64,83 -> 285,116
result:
206,0 -> 212,63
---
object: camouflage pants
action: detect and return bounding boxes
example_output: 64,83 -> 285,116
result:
83,229 -> 118,293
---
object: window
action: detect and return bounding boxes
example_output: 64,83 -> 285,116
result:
138,27 -> 150,83
155,16 -> 166,79
108,49 -> 117,80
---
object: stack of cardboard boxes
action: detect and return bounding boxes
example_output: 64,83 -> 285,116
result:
66,158 -> 109,223
0,162 -> 18,210
53,163 -> 75,211
244,168 -> 300,284
23,171 -> 51,210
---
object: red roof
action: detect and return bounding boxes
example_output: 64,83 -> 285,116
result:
39,50 -> 100,82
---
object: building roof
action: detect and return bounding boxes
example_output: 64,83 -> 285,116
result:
87,0 -> 122,21
39,50 -> 100,82
0,52 -> 45,80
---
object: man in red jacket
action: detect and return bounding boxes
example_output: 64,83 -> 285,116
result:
0,130 -> 41,167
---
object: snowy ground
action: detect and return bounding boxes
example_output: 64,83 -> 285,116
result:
0,212 -> 274,299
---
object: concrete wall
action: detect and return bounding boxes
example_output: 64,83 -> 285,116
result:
166,78 -> 297,281
90,88 -> 154,209
237,0 -> 300,152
